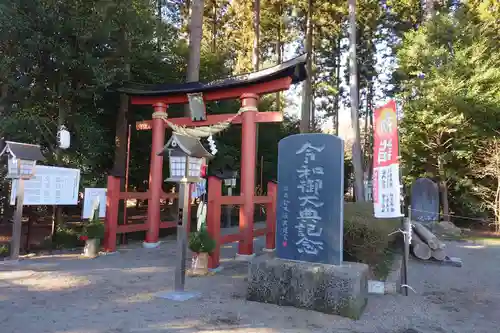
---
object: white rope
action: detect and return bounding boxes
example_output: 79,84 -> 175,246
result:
401,284 -> 417,293
154,106 -> 258,138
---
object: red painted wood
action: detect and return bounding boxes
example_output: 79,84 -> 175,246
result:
104,176 -> 120,252
146,103 -> 167,244
160,192 -> 177,200
135,112 -> 283,131
116,221 -> 176,234
220,233 -> 242,244
218,196 -> 244,205
130,77 -> 292,105
238,94 -> 258,255
253,228 -> 267,238
254,196 -> 272,204
160,221 -> 177,229
207,176 -> 222,269
266,182 -> 277,250
117,223 -> 147,233
119,191 -> 150,200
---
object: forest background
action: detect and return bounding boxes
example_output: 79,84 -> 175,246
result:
0,0 -> 499,232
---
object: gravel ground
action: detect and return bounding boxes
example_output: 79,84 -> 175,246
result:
0,237 -> 499,333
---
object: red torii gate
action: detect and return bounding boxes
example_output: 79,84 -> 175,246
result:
103,55 -> 307,263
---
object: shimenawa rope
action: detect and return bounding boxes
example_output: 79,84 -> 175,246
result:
152,106 -> 258,138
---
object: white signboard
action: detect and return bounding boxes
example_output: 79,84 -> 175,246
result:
82,188 -> 107,219
10,165 -> 80,206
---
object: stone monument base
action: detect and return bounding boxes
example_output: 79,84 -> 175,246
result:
246,256 -> 369,319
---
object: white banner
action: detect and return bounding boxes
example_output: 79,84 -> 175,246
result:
373,164 -> 402,218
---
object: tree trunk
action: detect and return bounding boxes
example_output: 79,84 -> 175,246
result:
275,2 -> 282,112
413,221 -> 444,250
424,0 -> 435,19
410,231 -> 431,260
334,37 -> 341,136
157,0 -> 162,51
185,0 -> 205,116
252,0 -> 260,72
348,0 -> 365,201
431,248 -> 446,261
52,82 -> 68,241
112,28 -> 131,179
368,94 -> 374,182
437,154 -> 450,222
212,0 -> 217,53
495,179 -> 500,232
0,83 -> 11,224
253,0 -> 261,187
300,0 -> 313,133
310,45 -> 317,129
364,82 -> 373,174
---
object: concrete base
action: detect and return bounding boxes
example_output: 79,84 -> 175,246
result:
142,241 -> 161,249
235,253 -> 256,261
99,251 -> 118,256
246,256 -> 369,319
0,259 -> 19,266
262,247 -> 276,253
155,291 -> 201,301
209,266 -> 224,273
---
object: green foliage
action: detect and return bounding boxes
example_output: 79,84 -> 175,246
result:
343,202 -> 400,277
188,223 -> 216,254
0,244 -> 9,257
49,225 -> 82,250
395,4 -> 500,220
81,221 -> 105,240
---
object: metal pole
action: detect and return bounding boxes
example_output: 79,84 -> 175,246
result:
401,206 -> 411,296
226,187 -> 233,228
175,178 -> 189,292
10,179 -> 25,260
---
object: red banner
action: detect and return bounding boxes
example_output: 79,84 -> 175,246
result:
373,100 -> 398,168
372,100 -> 401,218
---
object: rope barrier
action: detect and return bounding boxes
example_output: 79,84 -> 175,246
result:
410,207 -> 498,224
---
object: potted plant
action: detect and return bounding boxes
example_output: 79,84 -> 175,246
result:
188,223 -> 216,275
80,201 -> 104,258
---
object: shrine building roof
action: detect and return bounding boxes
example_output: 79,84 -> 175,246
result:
117,54 -> 307,97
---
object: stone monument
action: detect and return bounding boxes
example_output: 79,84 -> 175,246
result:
246,134 -> 369,319
411,178 -> 439,224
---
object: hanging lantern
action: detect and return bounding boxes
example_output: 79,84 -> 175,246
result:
57,125 -> 71,149
158,133 -> 213,183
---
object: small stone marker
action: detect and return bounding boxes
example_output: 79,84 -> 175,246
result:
411,178 -> 439,224
276,133 -> 344,265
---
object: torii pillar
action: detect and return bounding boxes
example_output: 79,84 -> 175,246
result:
238,93 -> 258,255
144,102 -> 168,248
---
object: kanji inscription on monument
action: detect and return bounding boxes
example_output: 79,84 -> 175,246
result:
276,134 -> 344,265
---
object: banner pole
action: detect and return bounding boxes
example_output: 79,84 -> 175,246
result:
396,103 -> 410,296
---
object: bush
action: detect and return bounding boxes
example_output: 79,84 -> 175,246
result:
188,224 -> 216,254
343,202 -> 401,277
81,202 -> 105,240
47,225 -> 83,250
81,220 -> 105,240
0,244 -> 9,257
